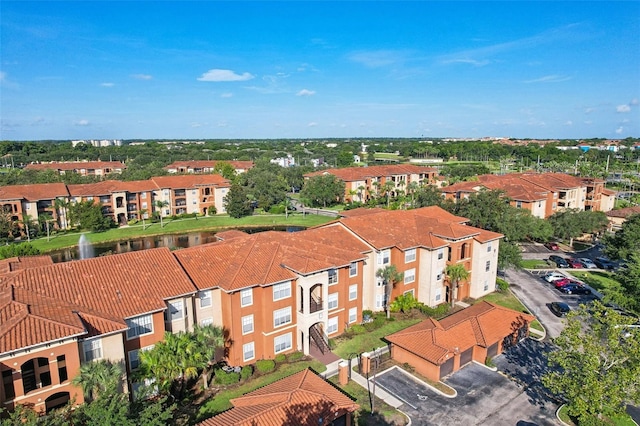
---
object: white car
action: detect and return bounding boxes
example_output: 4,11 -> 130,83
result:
544,272 -> 566,283
579,258 -> 598,269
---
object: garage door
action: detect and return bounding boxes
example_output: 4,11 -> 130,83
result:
487,342 -> 499,358
460,347 -> 473,367
440,357 -> 454,379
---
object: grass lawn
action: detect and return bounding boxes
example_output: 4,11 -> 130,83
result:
557,405 -> 636,426
328,377 -> 408,426
197,359 -> 326,421
26,213 -> 334,253
479,290 -> 544,333
521,259 -> 552,269
570,271 -> 621,292
332,317 -> 421,359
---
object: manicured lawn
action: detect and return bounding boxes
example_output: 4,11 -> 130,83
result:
328,377 -> 408,426
26,213 -> 334,253
479,290 -> 544,333
557,405 -> 635,426
570,271 -> 621,292
521,259 -> 552,269
197,359 -> 326,421
332,317 -> 421,359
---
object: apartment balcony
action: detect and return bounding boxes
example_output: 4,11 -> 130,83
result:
175,200 -> 187,207
174,190 -> 186,197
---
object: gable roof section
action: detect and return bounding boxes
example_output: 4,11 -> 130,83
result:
606,206 -> 640,218
150,174 -> 230,189
197,369 -> 358,426
24,161 -> 126,172
3,248 -> 196,320
164,160 -> 254,171
386,301 -> 535,365
0,183 -> 69,201
305,164 -> 437,182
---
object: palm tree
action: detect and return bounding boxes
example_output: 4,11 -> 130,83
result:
193,324 -> 225,389
72,359 -> 124,402
376,265 -> 404,319
154,200 -> 169,228
38,213 -> 53,242
20,214 -> 33,242
382,181 -> 395,208
54,197 -> 69,230
407,181 -> 419,208
138,208 -> 148,230
445,264 -> 470,308
357,185 -> 366,203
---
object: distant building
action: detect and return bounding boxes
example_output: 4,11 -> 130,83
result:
270,154 -> 295,167
71,139 -> 122,147
164,160 -> 254,174
24,161 -> 126,176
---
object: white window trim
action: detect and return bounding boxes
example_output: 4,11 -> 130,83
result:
126,314 -> 154,340
240,288 -> 253,307
168,300 -> 184,322
328,293 -> 338,310
200,317 -> 213,326
405,248 -> 416,263
273,282 -> 291,301
242,314 -> 254,335
243,342 -> 255,362
274,333 -> 292,354
348,307 -> 357,324
349,284 -> 358,301
404,268 -> 416,285
327,317 -> 339,335
273,307 -> 292,328
328,269 -> 338,285
349,262 -> 357,277
83,339 -> 102,362
199,290 -> 212,308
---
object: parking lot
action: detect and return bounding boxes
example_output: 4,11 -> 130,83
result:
374,360 -> 559,425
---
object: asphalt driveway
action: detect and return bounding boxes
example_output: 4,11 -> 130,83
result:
374,361 -> 559,425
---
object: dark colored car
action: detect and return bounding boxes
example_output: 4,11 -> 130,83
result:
544,242 -> 559,251
558,283 -> 591,295
594,257 -> 615,270
550,302 -> 571,317
549,255 -> 570,268
567,258 -> 582,268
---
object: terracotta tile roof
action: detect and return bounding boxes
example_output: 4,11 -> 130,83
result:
151,174 -> 230,189
338,207 -> 388,218
601,188 -> 616,196
0,256 -> 53,274
175,230 -> 366,291
3,248 -> 196,320
198,369 -> 358,426
0,183 -> 69,201
473,229 -> 504,243
441,181 -> 485,194
305,164 -> 437,182
386,301 -> 535,365
164,160 -> 254,171
606,206 -> 640,218
213,230 -> 252,241
24,161 -> 126,172
67,180 -> 157,196
337,206 -> 484,250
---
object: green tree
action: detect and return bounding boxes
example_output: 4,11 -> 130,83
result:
212,161 -> 237,181
68,200 -> 114,232
138,208 -> 148,230
613,252 -> 640,313
0,242 -> 41,260
497,241 -> 523,270
603,214 -> 640,261
413,185 -> 444,208
224,183 -> 252,218
445,264 -> 470,308
0,206 -> 18,241
38,213 -> 54,242
542,301 -> 640,425
390,292 -> 419,313
193,324 -> 225,389
549,209 -> 608,247
241,163 -> 289,211
300,174 -> 345,208
376,265 -> 404,319
154,200 -> 169,228
72,359 -> 124,402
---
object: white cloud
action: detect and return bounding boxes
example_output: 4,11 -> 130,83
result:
616,126 -> 623,134
631,98 -> 639,105
617,104 -> 631,113
441,58 -> 491,67
191,122 -> 202,128
307,122 -> 318,127
524,75 -> 572,83
220,93 -> 233,98
74,119 -> 90,126
131,74 -> 152,80
584,107 -> 595,114
100,82 -> 114,87
564,121 -> 573,126
296,89 -> 316,97
348,50 -> 408,68
197,69 -> 254,82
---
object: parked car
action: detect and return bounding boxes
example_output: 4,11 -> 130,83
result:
567,258 -> 583,268
549,255 -> 570,268
544,242 -> 559,251
544,272 -> 567,283
578,258 -> 598,269
558,283 -> 591,295
553,278 -> 576,288
550,301 -> 571,317
594,257 -> 615,270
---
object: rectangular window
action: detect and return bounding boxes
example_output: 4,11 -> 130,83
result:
404,268 -> 415,284
57,355 -> 68,382
349,284 -> 358,301
327,293 -> 338,310
349,262 -> 357,277
516,201 -> 522,208
200,318 -> 213,327
438,249 -> 444,260
2,369 -> 15,400
435,288 -> 442,302
274,307 -> 292,327
487,243 -> 492,253
142,202 -> 148,209
328,269 -> 338,285
327,316 -> 339,334
436,272 -> 443,281
377,249 -> 390,265
405,248 -> 416,263
349,307 -> 357,324
376,294 -> 386,309
141,193 -> 147,199
199,291 -> 212,308
240,288 -> 253,307
274,333 -> 292,353
83,339 -> 102,362
126,314 -> 153,339
486,261 -> 491,272
404,289 -> 415,297
129,349 -> 141,370
273,282 -> 291,301
242,314 -> 254,334
243,342 -> 255,362
168,300 -> 183,321
484,280 -> 489,291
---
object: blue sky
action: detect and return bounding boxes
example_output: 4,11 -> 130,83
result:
1,1 -> 639,141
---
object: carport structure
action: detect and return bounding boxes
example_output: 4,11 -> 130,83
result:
386,301 -> 535,381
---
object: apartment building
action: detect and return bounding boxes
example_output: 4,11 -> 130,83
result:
164,160 -> 254,174
1,205 -> 503,415
442,172 -> 613,219
24,161 -> 126,176
0,183 -> 70,227
305,164 -> 439,203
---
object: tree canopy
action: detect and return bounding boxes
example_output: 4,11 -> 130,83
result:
603,213 -> 640,261
300,174 -> 345,208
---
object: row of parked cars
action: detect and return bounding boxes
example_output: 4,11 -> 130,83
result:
543,272 -> 593,317
549,255 -> 615,270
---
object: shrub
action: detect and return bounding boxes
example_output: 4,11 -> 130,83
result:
348,324 -> 366,335
496,278 -> 509,292
364,315 -> 386,331
362,309 -> 373,318
328,339 -> 337,350
207,205 -> 217,216
255,359 -> 276,374
287,351 -> 304,362
214,369 -> 240,385
274,354 -> 286,363
240,365 -> 253,381
485,357 -> 496,368
418,303 -> 450,318
269,205 -> 286,214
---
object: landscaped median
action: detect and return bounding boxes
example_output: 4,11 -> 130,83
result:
24,213 -> 335,253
